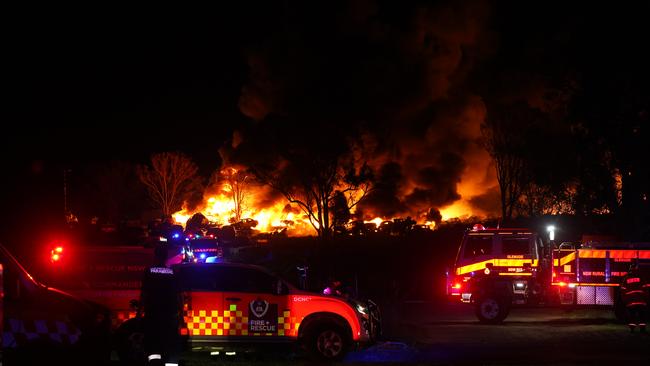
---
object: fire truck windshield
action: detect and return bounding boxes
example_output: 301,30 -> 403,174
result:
463,236 -> 493,258
502,236 -> 533,255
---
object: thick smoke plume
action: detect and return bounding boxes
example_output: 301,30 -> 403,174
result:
232,0 -> 499,222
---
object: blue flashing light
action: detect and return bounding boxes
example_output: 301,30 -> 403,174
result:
172,233 -> 180,239
185,238 -> 190,242
200,253 -> 206,260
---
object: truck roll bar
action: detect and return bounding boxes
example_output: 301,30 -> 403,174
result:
558,242 -> 576,250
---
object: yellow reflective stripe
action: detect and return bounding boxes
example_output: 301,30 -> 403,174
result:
551,282 -> 619,287
578,249 -> 607,258
493,259 -> 539,267
609,250 -> 639,259
559,252 -> 576,266
455,258 -> 539,275
578,249 -> 650,259
456,259 -> 492,275
498,272 -> 532,276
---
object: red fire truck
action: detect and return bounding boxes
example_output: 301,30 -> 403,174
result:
446,225 -> 650,323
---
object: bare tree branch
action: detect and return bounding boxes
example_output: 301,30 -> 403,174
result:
137,152 -> 200,217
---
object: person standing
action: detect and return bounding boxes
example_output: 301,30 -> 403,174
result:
620,262 -> 648,333
141,244 -> 181,365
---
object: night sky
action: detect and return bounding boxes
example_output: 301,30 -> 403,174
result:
3,1 -> 649,245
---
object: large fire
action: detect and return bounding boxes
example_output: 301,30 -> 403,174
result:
173,183 -> 317,236
173,164 -> 495,236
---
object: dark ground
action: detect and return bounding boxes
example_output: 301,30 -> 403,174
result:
177,303 -> 649,365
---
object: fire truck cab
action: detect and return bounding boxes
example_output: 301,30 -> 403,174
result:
174,262 -> 380,361
447,226 -> 546,322
447,225 -> 650,323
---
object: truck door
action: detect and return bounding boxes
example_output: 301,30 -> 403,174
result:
221,267 -> 289,338
179,266 -> 224,338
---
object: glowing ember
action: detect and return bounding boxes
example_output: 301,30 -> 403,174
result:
365,217 -> 384,227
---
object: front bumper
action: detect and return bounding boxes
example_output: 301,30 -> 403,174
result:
358,300 -> 381,343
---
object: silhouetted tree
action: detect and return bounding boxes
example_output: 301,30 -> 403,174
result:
220,167 -> 249,222
137,152 -> 201,216
251,139 -> 372,240
482,103 -> 529,220
331,191 -> 351,227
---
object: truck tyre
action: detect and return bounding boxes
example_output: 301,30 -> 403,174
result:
305,323 -> 350,361
475,295 -> 510,323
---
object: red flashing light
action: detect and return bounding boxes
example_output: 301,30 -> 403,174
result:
558,281 -> 567,287
472,224 -> 486,231
208,234 -> 215,238
49,245 -> 65,263
453,283 -> 462,289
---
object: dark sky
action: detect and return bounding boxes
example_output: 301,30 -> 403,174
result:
2,1 -> 649,244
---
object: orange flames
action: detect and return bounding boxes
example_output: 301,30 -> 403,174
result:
173,171 -> 317,236
173,160 -> 497,236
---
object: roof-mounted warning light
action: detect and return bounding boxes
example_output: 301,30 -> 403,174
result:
50,246 -> 64,263
472,224 -> 486,231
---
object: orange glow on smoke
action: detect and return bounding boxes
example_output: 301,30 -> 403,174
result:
440,201 -> 474,221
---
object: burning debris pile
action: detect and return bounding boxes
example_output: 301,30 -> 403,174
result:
173,167 -> 316,236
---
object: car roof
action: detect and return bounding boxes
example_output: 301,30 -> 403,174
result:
468,228 -> 535,233
172,261 -> 270,273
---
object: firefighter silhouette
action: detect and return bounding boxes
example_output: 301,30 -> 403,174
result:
621,261 -> 648,333
141,244 -> 181,364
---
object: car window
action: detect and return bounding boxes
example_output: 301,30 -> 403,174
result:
177,265 -> 278,294
502,236 -> 532,255
222,267 -> 277,294
177,266 -> 227,291
463,236 -> 493,258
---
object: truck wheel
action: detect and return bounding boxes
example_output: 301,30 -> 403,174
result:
475,296 -> 510,324
306,324 -> 350,361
